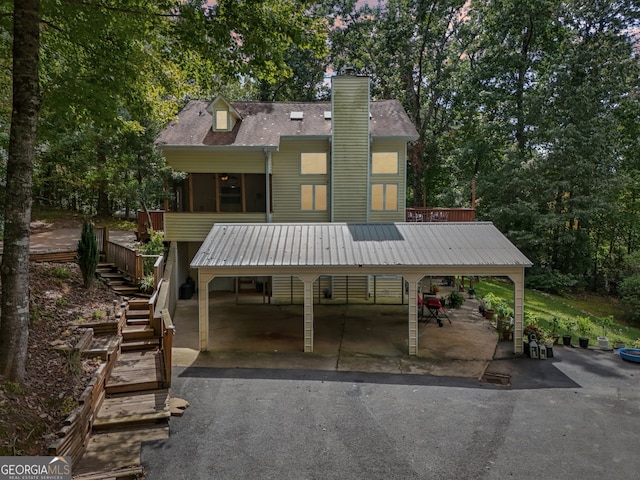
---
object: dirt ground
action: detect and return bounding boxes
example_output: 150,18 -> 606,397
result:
0,262 -> 121,456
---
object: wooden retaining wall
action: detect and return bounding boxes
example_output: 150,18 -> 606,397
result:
47,351 -> 118,467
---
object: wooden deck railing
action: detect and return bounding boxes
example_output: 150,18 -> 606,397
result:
406,207 -> 476,223
106,241 -> 143,283
153,255 -> 164,290
137,209 -> 165,234
95,226 -> 108,254
147,254 -> 174,388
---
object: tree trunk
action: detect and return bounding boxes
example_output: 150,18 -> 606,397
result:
0,0 -> 41,383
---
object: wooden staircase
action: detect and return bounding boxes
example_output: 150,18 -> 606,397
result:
73,298 -> 170,479
96,262 -> 140,296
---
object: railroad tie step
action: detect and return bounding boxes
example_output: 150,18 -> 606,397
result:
122,325 -> 155,341
121,338 -> 160,351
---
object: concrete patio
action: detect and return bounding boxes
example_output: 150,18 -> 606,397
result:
170,292 -> 505,379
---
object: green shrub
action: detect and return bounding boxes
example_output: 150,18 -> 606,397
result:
575,316 -> 592,338
619,274 -> 640,325
77,219 -> 99,288
447,291 -> 465,309
139,230 -> 165,277
49,267 -> 72,280
139,274 -> 155,294
525,267 -> 577,294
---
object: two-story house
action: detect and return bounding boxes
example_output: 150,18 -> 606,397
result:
156,73 -> 531,355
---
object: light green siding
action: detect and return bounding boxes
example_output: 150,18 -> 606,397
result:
165,213 -> 266,242
369,140 -> 407,222
272,275 -> 305,304
163,149 -> 266,173
271,139 -> 331,222
332,76 -> 369,222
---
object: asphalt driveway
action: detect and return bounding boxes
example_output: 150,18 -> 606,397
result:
142,346 -> 640,479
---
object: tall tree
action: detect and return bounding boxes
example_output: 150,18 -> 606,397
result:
0,0 -> 328,383
327,0 -> 472,207
0,0 -> 41,382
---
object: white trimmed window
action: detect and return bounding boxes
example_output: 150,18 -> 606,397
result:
301,152 -> 327,175
301,184 -> 327,211
372,152 -> 398,174
371,184 -> 398,211
214,110 -> 229,131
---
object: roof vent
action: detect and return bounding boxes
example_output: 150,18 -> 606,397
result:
324,111 -> 332,119
290,111 -> 304,120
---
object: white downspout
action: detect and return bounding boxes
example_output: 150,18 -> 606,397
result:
265,149 -> 272,223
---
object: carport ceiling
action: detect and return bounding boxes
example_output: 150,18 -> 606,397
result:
191,222 -> 532,275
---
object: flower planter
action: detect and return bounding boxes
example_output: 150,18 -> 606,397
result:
484,309 -> 495,321
562,335 -> 572,346
579,337 -> 589,348
597,336 -> 609,349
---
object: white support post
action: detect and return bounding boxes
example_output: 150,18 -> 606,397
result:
510,269 -> 525,355
405,274 -> 421,356
198,271 -> 210,352
300,274 -> 315,352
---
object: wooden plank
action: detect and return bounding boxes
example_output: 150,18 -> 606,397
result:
121,325 -> 155,340
72,466 -> 145,480
73,427 -> 169,477
106,351 -> 164,394
93,390 -> 169,431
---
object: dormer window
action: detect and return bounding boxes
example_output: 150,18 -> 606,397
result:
215,110 -> 229,131
207,95 -> 240,132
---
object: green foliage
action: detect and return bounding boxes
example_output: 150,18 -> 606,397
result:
139,274 -> 155,294
2,381 -> 24,395
597,315 -> 614,338
474,277 -> 640,345
525,268 -> 578,294
482,292 -> 500,310
575,317 -> 592,338
139,230 -> 165,277
447,291 -> 465,309
49,267 -> 72,280
55,297 -> 68,307
61,396 -> 79,417
494,299 -> 512,319
619,275 -> 640,325
76,219 -> 99,288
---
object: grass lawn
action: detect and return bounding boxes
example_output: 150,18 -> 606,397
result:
472,277 -> 640,347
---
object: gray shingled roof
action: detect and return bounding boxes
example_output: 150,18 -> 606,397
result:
191,222 -> 532,269
156,100 -> 419,148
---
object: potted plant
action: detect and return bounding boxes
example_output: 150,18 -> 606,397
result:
561,318 -> 575,346
576,316 -> 592,348
596,315 -> 614,349
501,318 -> 513,341
550,317 -> 561,344
447,290 -> 465,309
540,331 -> 555,357
482,293 -> 499,321
467,288 -> 476,299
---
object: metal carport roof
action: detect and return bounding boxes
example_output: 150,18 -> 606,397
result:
191,222 -> 532,270
190,222 -> 532,356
